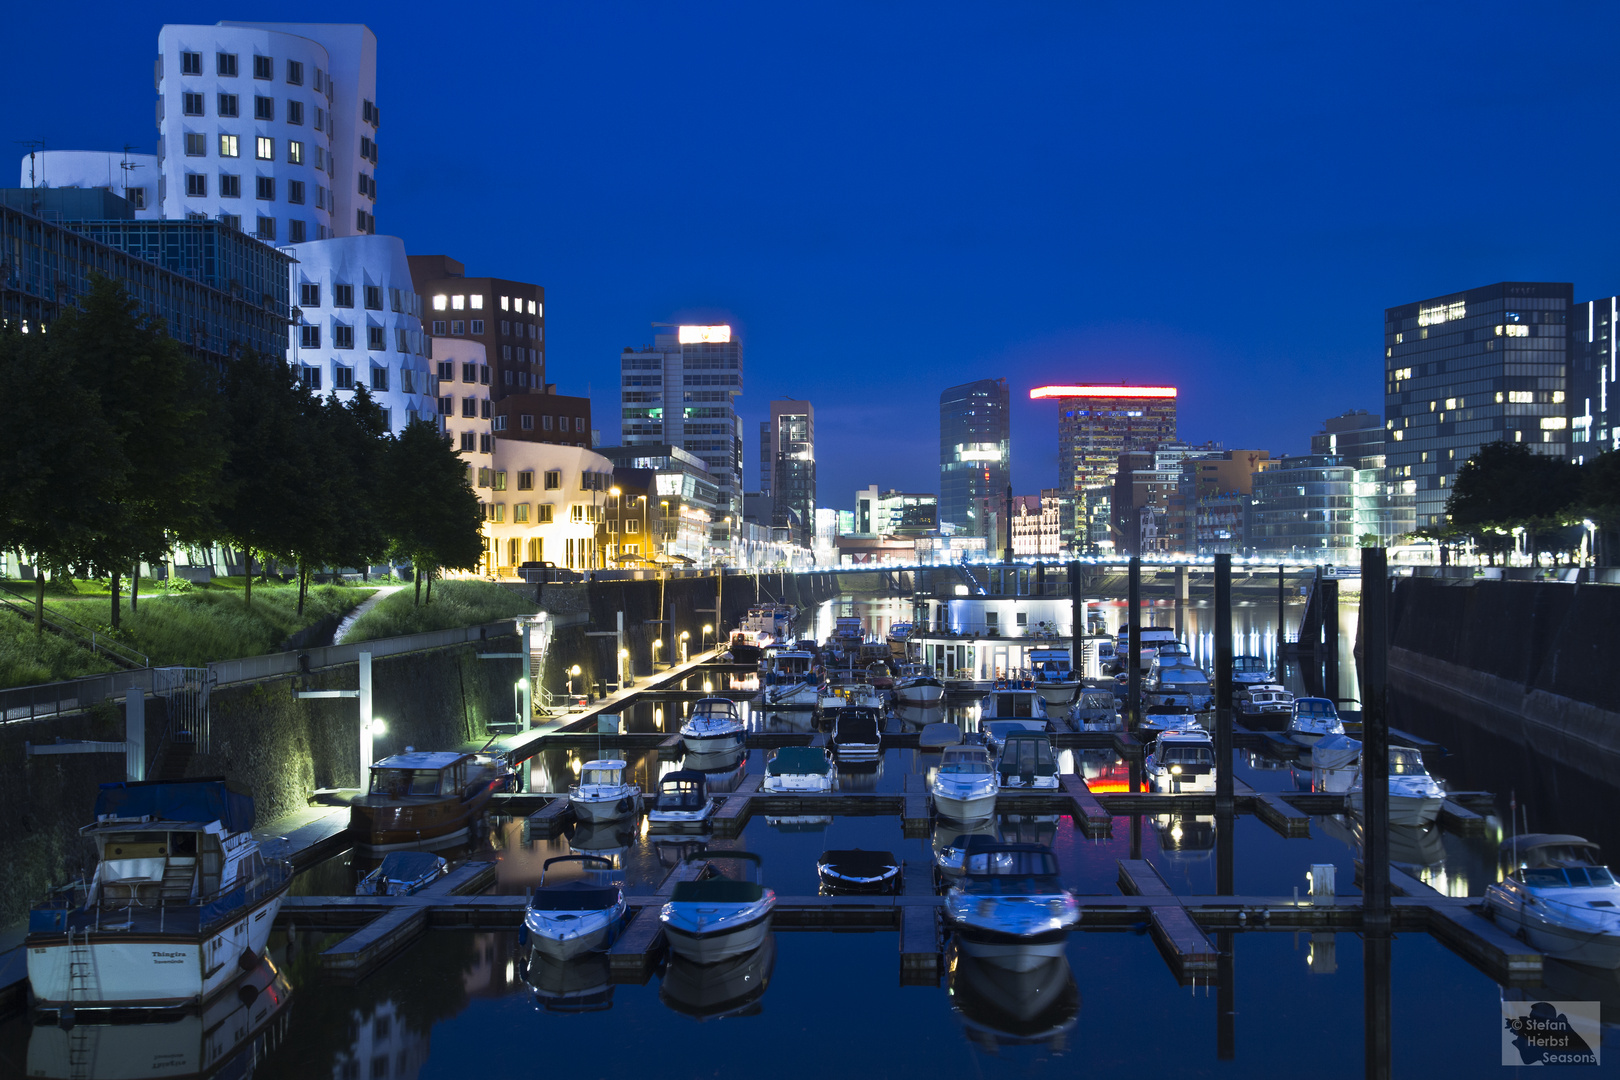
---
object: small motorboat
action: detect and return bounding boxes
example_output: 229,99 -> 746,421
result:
1144,729 -> 1217,794
816,849 -> 902,894
647,770 -> 717,829
568,758 -> 644,823
983,719 -> 1047,757
979,687 -> 1048,726
1309,732 -> 1362,793
1286,697 -> 1345,747
893,663 -> 946,706
1231,655 -> 1274,686
660,850 -> 777,964
1238,682 -> 1294,723
680,697 -> 746,755
757,649 -> 820,708
944,837 -> 1079,971
831,707 -> 882,761
931,745 -> 1000,821
996,731 -> 1060,790
1348,745 -> 1445,826
523,855 -> 627,961
1027,648 -> 1081,707
355,851 -> 448,896
762,746 -> 835,792
1070,689 -> 1122,732
1485,834 -> 1620,969
660,933 -> 776,1019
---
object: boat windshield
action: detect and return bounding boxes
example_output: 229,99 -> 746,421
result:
1389,749 -> 1427,776
1234,657 -> 1268,673
940,749 -> 992,775
657,783 -> 704,809
1522,866 -> 1617,888
1158,744 -> 1214,765
1000,739 -> 1056,773
963,849 -> 1062,893
1296,700 -> 1338,720
582,768 -> 621,787
1159,670 -> 1209,686
1079,692 -> 1115,710
370,769 -> 441,796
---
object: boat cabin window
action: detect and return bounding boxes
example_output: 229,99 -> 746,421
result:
1234,657 -> 1268,673
103,830 -> 196,859
583,767 -> 621,786
1159,744 -> 1214,765
371,768 -> 443,796
658,782 -> 704,809
940,749 -> 992,774
1160,670 -> 1209,687
1388,749 -> 1427,775
1522,866 -> 1616,888
964,849 -> 1059,878
1079,692 -> 1114,710
1002,740 -> 1055,772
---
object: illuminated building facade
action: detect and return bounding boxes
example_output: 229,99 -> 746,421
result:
760,399 -> 815,541
1385,282 -> 1572,529
939,378 -> 1010,540
1572,296 -> 1618,459
1033,384 -> 1179,495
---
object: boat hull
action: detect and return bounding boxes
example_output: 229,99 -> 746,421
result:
349,786 -> 498,853
570,791 -> 643,824
933,789 -> 999,822
525,906 -> 625,961
680,731 -> 744,755
894,683 -> 945,705
27,889 -> 285,1011
1033,683 -> 1080,707
1486,892 -> 1620,969
661,910 -> 774,964
1287,729 -> 1327,748
1348,790 -> 1443,826
758,684 -> 819,708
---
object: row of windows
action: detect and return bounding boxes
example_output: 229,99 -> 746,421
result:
295,362 -> 426,395
431,294 -> 542,316
437,361 -> 491,385
430,319 -> 484,336
300,283 -> 417,313
178,92 -> 328,131
299,324 -> 421,354
176,51 -> 324,91
182,133 -> 319,167
183,172 -> 316,206
475,468 -> 563,491
683,374 -> 739,386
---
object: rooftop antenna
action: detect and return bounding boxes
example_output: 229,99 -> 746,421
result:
16,139 -> 45,189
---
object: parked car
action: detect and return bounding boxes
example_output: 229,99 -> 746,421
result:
519,561 -> 582,583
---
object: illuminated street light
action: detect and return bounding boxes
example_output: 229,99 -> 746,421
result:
702,623 -> 713,651
652,639 -> 663,670
618,647 -> 630,690
568,664 -> 582,697
679,630 -> 690,665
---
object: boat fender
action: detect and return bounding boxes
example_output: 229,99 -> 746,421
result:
617,796 -> 630,814
518,924 -> 528,945
237,948 -> 261,972
238,981 -> 260,1006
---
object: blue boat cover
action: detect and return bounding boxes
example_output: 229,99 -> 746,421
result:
94,780 -> 255,832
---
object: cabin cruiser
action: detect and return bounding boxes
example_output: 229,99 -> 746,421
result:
524,855 -> 627,961
997,731 -> 1060,790
680,697 -> 746,755
820,671 -> 884,718
1116,625 -> 1179,671
1027,648 -> 1082,707
1070,689 -> 1122,732
887,621 -> 913,659
893,663 -> 945,706
831,707 -> 883,761
1144,729 -> 1217,793
944,838 -> 1079,971
349,750 -> 512,852
660,934 -> 776,1019
1238,682 -> 1294,723
1309,732 -> 1362,793
660,851 -> 777,963
356,851 -> 448,896
646,770 -> 717,828
816,849 -> 902,894
26,780 -> 292,1012
1286,697 -> 1345,747
947,941 -> 1079,1051
741,603 -> 795,644
980,686 -> 1048,727
568,758 -> 644,823
1231,655 -> 1274,686
1348,745 -> 1446,826
1485,835 -> 1620,969
726,629 -> 769,665
757,648 -> 820,708
1146,663 -> 1214,712
932,745 -> 1000,821
762,746 -> 835,792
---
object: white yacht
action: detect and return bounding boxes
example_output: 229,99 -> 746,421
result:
762,746 -> 835,792
524,855 -> 628,961
944,838 -> 1079,971
893,663 -> 945,706
568,758 -> 644,823
1485,835 -> 1620,969
1348,745 -> 1446,826
757,649 -> 820,708
26,780 -> 291,1013
1286,697 -> 1345,747
931,745 -> 1000,821
1070,689 -> 1123,732
646,771 -> 717,829
1146,662 -> 1214,712
996,731 -> 1060,790
1238,682 -> 1294,722
660,851 -> 777,964
1231,655 -> 1274,686
1309,733 -> 1362,794
1027,648 -> 1081,707
680,697 -> 746,755
831,708 -> 883,761
1144,729 -> 1217,793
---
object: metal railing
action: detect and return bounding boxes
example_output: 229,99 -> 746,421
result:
0,582 -> 150,669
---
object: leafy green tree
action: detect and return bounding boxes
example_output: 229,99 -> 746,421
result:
384,421 -> 485,605
1581,450 -> 1620,566
1446,440 -> 1582,565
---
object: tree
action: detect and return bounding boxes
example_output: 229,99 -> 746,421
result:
383,421 -> 485,604
1446,440 -> 1582,565
1581,450 -> 1620,566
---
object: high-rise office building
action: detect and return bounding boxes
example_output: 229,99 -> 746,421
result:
761,400 -> 815,538
1572,296 -> 1618,459
1385,282 -> 1573,530
1310,410 -> 1413,544
620,324 -> 744,544
939,378 -> 1010,539
155,22 -> 379,241
1031,384 -> 1179,493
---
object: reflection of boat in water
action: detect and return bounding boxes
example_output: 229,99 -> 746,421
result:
755,709 -> 816,735
659,933 -> 776,1019
682,749 -> 749,794
999,815 -> 1058,847
763,815 -> 832,833
523,950 -> 613,1013
1154,813 -> 1215,863
568,820 -> 635,864
1503,958 -> 1620,1037
934,819 -> 1000,879
26,958 -> 292,1080
817,849 -> 901,894
947,940 -> 1079,1051
835,754 -> 883,792
894,702 -> 945,729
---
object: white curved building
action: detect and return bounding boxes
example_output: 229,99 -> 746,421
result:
282,234 -> 434,434
155,21 -> 377,242
17,150 -> 161,217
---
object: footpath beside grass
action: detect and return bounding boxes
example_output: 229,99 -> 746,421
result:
344,580 -> 537,643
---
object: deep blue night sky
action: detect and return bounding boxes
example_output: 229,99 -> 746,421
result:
8,3 -> 1620,508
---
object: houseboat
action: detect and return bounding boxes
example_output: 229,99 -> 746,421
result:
349,751 -> 512,852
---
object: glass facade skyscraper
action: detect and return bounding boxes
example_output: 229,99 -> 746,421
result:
1572,296 -> 1618,460
1032,384 -> 1179,493
939,378 -> 1009,540
1310,409 -> 1413,545
1384,282 -> 1573,530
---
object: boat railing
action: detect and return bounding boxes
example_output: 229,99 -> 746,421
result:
31,859 -> 292,936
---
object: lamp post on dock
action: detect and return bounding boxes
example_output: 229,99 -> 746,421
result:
679,630 -> 690,665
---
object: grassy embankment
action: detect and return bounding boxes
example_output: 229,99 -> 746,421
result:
344,580 -> 537,643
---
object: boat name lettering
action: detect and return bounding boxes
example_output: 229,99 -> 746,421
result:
151,950 -> 187,958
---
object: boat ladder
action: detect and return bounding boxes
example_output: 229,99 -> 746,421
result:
67,1024 -> 93,1080
66,926 -> 98,1004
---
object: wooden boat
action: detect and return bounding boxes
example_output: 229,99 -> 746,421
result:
349,751 -> 512,852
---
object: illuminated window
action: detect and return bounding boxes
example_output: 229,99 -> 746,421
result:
256,136 -> 274,161
500,295 -> 510,311
1392,430 -> 1403,441
1509,391 -> 1534,404
288,140 -> 303,164
1495,392 -> 1505,403
1553,390 -> 1565,404
1495,324 -> 1529,338
471,295 -> 483,310
219,134 -> 239,158
1444,398 -> 1457,409
432,295 -> 447,311
528,300 -> 537,315
1541,417 -> 1568,430
452,295 -> 465,310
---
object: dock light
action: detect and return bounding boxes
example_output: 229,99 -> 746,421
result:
679,630 -> 690,664
703,623 -> 713,650
568,664 -> 582,696
1170,765 -> 1182,775
515,678 -> 528,691
369,718 -> 387,736
618,648 -> 630,691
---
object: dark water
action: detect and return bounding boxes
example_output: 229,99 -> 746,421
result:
5,593 -> 1618,1077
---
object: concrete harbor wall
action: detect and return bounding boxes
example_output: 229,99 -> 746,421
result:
1387,577 -> 1620,788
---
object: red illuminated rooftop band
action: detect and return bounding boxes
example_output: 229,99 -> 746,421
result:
1029,385 -> 1178,399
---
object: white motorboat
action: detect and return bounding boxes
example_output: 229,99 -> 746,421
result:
524,855 -> 628,961
726,629 -> 769,666
659,850 -> 777,964
27,780 -> 291,1013
1144,729 -> 1217,794
893,663 -> 946,706
980,687 -> 1048,726
1238,682 -> 1294,723
1116,626 -> 1179,671
1027,648 -> 1081,707
660,933 -> 776,1019
1146,662 -> 1214,712
680,697 -> 746,755
762,746 -> 835,792
1139,704 -> 1205,736
931,745 -> 1000,821
1348,745 -> 1446,826
816,849 -> 902,894
1286,697 -> 1345,747
944,838 -> 1079,972
757,649 -> 820,708
568,758 -> 644,823
1309,732 -> 1362,794
831,708 -> 882,761
1485,834 -> 1620,969
996,731 -> 1060,790
646,770 -> 717,829
1231,655 -> 1274,686
355,851 -> 448,896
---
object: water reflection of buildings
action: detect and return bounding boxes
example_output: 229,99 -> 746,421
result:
332,1001 -> 429,1080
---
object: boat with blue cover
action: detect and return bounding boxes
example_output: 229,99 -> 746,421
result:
523,855 -> 628,961
355,851 -> 448,896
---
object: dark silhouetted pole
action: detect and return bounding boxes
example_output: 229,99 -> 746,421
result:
1322,576 -> 1340,703
1068,560 -> 1083,675
1277,563 -> 1286,655
1127,557 -> 1142,729
1364,931 -> 1392,1080
1217,930 -> 1235,1060
1214,554 -> 1235,898
1361,547 -> 1390,931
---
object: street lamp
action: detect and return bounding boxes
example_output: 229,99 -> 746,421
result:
568,664 -> 582,698
679,630 -> 690,665
652,639 -> 663,670
610,487 -> 622,566
660,500 -> 671,559
618,647 -> 630,690
702,623 -> 713,651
